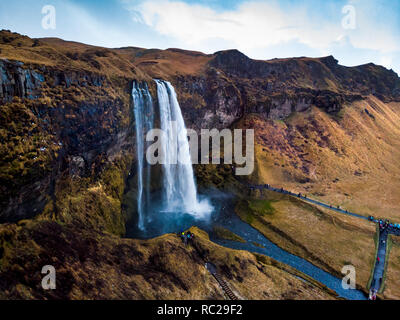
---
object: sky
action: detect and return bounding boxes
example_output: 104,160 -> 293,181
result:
0,0 -> 399,74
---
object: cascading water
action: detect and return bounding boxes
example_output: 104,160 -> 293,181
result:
155,80 -> 212,218
132,81 -> 154,231
132,79 -> 212,235
130,81 -> 366,299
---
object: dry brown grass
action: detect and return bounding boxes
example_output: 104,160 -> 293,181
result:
0,31 -> 209,81
128,48 -> 212,79
245,97 -> 400,221
236,191 -> 376,292
246,96 -> 400,298
382,236 -> 400,299
0,221 -> 337,300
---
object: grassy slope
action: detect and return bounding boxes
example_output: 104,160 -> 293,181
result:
213,226 -> 246,243
0,222 -> 336,300
0,32 -> 143,79
382,236 -> 400,299
237,97 -> 400,297
0,31 -> 208,81
245,98 -> 400,221
235,190 -> 376,293
1,30 -> 400,299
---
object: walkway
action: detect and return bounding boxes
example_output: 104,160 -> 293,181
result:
248,183 -> 400,298
249,184 -> 368,220
371,228 -> 389,292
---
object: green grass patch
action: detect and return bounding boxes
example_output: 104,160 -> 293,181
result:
251,241 -> 265,248
235,199 -> 276,225
248,199 -> 276,216
213,226 -> 246,243
379,234 -> 393,294
367,225 -> 380,290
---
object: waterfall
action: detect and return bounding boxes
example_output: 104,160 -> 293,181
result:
132,79 -> 212,233
132,81 -> 154,231
155,80 -> 212,219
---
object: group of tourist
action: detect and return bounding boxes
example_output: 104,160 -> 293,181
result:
369,216 -> 400,232
178,231 -> 195,246
256,184 -> 308,198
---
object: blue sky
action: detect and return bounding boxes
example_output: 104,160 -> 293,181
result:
1,0 -> 399,74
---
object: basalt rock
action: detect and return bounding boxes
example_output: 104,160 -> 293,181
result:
0,59 -> 135,222
1,32 -> 400,224
0,59 -> 44,103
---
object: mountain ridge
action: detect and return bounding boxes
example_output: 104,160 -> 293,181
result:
1,30 -> 400,300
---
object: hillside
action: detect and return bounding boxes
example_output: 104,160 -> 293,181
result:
1,30 -> 400,299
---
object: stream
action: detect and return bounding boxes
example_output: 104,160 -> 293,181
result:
208,204 -> 367,300
127,194 -> 367,300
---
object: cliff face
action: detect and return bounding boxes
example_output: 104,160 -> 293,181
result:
1,30 -> 400,223
0,57 -> 135,223
171,50 -> 400,130
1,31 -> 400,300
0,59 -> 45,102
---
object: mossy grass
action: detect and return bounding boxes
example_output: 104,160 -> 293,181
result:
213,226 -> 246,243
379,234 -> 393,294
367,224 -> 380,290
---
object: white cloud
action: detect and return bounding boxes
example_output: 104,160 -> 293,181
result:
61,2 -> 134,48
127,0 -> 400,55
380,55 -> 393,70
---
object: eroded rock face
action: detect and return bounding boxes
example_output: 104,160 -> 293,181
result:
69,156 -> 85,177
0,59 -> 44,102
174,71 -> 243,130
1,44 -> 400,223
169,50 -> 400,130
0,60 -> 134,222
168,50 -> 399,129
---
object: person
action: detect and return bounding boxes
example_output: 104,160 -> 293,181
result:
370,289 -> 376,300
186,231 -> 193,242
377,257 -> 380,264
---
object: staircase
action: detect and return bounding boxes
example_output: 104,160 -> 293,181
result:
205,262 -> 238,300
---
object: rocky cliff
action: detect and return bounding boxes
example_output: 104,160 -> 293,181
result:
0,58 -> 136,224
1,30 -> 400,299
1,29 -> 400,222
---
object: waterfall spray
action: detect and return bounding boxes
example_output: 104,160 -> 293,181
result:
155,80 -> 212,218
132,81 -> 154,231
